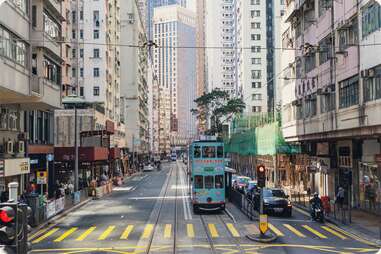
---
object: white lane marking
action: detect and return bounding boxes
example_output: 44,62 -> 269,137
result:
179,163 -> 192,220
179,166 -> 189,220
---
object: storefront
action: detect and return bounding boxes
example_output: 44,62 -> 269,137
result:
0,158 -> 30,200
308,156 -> 333,197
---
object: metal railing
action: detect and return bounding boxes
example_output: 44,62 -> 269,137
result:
229,188 -> 257,221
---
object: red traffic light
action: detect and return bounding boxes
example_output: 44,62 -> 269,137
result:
0,206 -> 15,223
258,165 -> 265,172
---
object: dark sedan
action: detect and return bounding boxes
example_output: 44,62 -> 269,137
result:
254,188 -> 292,217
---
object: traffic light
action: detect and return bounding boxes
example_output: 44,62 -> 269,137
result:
257,165 -> 266,188
0,203 -> 31,254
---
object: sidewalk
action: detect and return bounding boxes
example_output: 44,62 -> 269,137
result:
294,203 -> 381,246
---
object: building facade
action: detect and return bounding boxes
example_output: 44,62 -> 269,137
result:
280,0 -> 381,214
153,5 -> 196,153
120,0 -> 150,156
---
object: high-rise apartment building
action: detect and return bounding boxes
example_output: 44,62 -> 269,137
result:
120,0 -> 150,155
153,5 -> 196,154
236,0 -> 284,114
204,0 -> 238,97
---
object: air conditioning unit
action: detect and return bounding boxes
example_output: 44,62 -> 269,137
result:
6,141 -> 14,154
17,141 -> 25,154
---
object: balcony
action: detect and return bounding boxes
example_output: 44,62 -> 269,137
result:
30,75 -> 62,109
284,0 -> 302,23
43,0 -> 64,21
31,31 -> 62,60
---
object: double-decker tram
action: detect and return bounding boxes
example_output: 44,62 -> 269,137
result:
189,139 -> 225,212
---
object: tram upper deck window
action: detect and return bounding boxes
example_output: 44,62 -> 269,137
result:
195,175 -> 203,188
194,146 -> 201,158
202,146 -> 216,158
217,146 -> 224,158
215,175 -> 224,189
205,175 -> 214,189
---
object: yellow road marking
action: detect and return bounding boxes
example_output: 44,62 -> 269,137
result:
164,224 -> 172,238
302,225 -> 327,239
208,224 -> 219,238
29,227 -> 50,240
98,226 -> 115,240
120,225 -> 134,240
54,227 -> 78,242
226,223 -> 240,237
283,224 -> 306,238
269,223 -> 284,236
141,224 -> 154,239
321,226 -> 346,240
187,224 -> 195,238
245,224 -> 260,235
32,228 -> 59,244
76,226 -> 96,241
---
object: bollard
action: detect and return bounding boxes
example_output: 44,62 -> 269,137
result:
8,182 -> 19,202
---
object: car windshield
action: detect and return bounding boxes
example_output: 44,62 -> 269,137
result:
238,177 -> 250,184
263,189 -> 286,198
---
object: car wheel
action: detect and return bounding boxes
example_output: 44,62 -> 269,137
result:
193,205 -> 199,214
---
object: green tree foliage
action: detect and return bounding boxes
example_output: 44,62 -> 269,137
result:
191,89 -> 245,135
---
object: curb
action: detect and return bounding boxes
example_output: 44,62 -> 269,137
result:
246,232 -> 277,243
293,204 -> 381,247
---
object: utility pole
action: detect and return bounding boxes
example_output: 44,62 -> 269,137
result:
74,106 -> 79,192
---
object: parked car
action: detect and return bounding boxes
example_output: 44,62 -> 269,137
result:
254,188 -> 292,217
236,176 -> 251,193
143,164 -> 154,172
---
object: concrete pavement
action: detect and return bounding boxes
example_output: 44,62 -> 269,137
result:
30,162 -> 380,253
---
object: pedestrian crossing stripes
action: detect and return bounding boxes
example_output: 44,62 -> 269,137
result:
31,222 -> 353,244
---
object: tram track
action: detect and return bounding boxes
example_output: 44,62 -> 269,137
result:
144,162 -> 179,254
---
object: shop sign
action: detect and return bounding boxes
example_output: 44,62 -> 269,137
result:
37,171 -> 48,184
309,157 -> 330,174
4,158 -> 30,177
46,200 -> 56,219
317,142 -> 329,156
30,159 -> 39,165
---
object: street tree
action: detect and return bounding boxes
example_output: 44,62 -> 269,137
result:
191,89 -> 245,136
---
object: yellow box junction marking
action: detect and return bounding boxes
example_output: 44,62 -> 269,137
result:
32,228 -> 59,244
120,225 -> 134,240
141,224 -> 154,239
187,224 -> 195,238
226,223 -> 240,237
208,224 -> 219,238
283,224 -> 306,238
54,227 -> 78,242
98,226 -> 115,240
268,223 -> 284,236
321,226 -> 347,240
302,225 -> 327,239
245,224 -> 260,235
164,224 -> 172,238
76,226 -> 96,241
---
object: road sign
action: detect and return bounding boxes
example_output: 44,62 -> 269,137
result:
259,214 -> 268,234
37,171 -> 47,184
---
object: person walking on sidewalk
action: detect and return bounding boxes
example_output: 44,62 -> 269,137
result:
336,187 -> 345,209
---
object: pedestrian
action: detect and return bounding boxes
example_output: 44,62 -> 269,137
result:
365,181 -> 376,210
336,187 -> 345,209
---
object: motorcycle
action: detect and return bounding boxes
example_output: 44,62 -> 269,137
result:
311,204 -> 325,223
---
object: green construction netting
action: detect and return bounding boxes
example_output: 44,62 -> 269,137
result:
225,122 -> 300,156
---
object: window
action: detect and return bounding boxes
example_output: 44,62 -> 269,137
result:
43,12 -> 60,40
32,6 -> 37,27
93,10 -> 100,26
10,0 -> 28,14
251,46 -> 261,52
72,11 -> 76,24
252,106 -> 262,112
251,22 -> 261,29
93,86 -> 100,96
93,68 -> 99,77
80,10 -> 83,20
305,53 -> 316,73
43,57 -> 61,85
338,18 -> 358,51
194,175 -> 203,189
72,29 -> 76,39
93,30 -> 99,39
251,70 -> 261,79
252,93 -> 262,100
251,0 -> 260,5
80,67 -> 83,77
79,87 -> 84,96
318,36 -> 332,65
305,94 -> 317,117
321,90 -> 336,113
362,3 -> 381,38
0,26 -> 27,66
339,75 -> 359,108
204,176 -> 214,189
80,29 -> 83,39
252,58 -> 261,64
319,0 -> 332,17
252,82 -> 262,88
251,10 -> 260,17
194,146 -> 201,158
364,66 -> 381,102
72,48 -> 76,58
217,146 -> 224,158
215,175 -> 224,189
80,48 -> 84,58
72,67 -> 76,77
251,34 -> 261,40
93,48 -> 100,58
202,146 -> 216,158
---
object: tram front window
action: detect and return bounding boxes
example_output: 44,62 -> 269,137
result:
195,175 -> 203,188
215,175 -> 223,189
194,146 -> 201,158
202,146 -> 216,158
217,146 -> 224,158
205,175 -> 214,189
